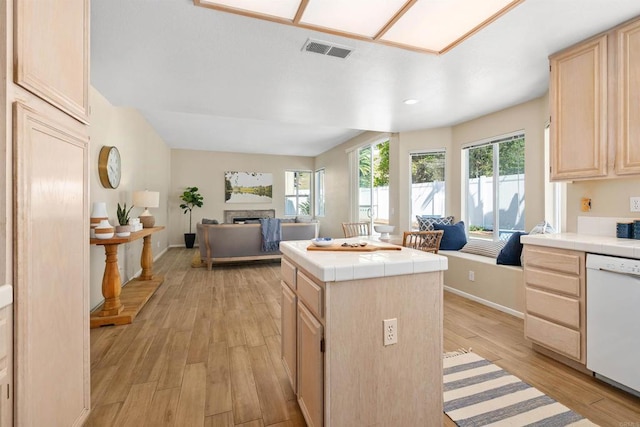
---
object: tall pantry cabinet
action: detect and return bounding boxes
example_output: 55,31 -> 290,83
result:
2,0 -> 91,426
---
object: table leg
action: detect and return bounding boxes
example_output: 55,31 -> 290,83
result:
96,244 -> 124,316
140,234 -> 154,280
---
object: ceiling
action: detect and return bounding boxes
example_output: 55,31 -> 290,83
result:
91,0 -> 640,157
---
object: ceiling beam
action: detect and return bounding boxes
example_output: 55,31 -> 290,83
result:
374,0 -> 417,41
293,0 -> 308,24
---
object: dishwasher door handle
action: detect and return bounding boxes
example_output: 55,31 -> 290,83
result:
596,267 -> 640,279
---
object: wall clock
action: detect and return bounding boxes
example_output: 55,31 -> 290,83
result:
98,145 -> 121,189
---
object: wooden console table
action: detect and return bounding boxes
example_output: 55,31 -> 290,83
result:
90,226 -> 164,328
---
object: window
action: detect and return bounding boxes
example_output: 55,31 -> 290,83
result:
410,150 -> 446,228
285,170 -> 311,216
463,132 -> 525,240
356,140 -> 389,226
314,169 -> 325,217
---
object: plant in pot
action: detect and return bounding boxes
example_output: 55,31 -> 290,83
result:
116,203 -> 134,237
179,186 -> 204,248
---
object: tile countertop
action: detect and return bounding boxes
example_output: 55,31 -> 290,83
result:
521,233 -> 640,259
279,238 -> 448,282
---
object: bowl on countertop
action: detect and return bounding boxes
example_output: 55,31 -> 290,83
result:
374,225 -> 395,239
311,237 -> 334,247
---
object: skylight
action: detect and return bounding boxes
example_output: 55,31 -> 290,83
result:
194,0 -> 523,54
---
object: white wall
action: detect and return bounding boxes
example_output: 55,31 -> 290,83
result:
89,87 -> 172,309
169,149 -> 314,245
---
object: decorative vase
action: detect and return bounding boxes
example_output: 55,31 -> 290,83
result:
184,233 -> 196,249
115,224 -> 132,237
94,219 -> 115,239
91,202 -> 109,238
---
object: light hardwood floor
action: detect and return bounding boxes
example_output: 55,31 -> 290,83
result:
87,248 -> 640,426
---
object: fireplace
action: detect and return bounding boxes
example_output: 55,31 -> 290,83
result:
224,209 -> 275,224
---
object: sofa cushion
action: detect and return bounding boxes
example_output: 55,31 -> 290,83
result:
497,231 -> 527,266
417,215 -> 454,231
433,221 -> 467,250
201,218 -> 219,224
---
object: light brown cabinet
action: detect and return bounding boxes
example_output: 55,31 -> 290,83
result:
549,35 -> 608,180
550,15 -> 640,181
280,255 -> 443,426
2,0 -> 91,425
523,245 -> 586,364
297,301 -> 324,427
615,18 -> 640,175
0,306 -> 12,427
14,0 -> 90,123
280,280 -> 297,393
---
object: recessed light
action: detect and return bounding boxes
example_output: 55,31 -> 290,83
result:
403,99 -> 419,105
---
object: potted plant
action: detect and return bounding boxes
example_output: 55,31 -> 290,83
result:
180,186 -> 204,248
116,203 -> 134,237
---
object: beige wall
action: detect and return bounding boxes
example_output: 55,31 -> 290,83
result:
89,87 -> 172,309
565,176 -> 640,232
452,96 -> 548,232
169,149 -> 314,246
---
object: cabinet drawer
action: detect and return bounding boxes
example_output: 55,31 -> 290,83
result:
525,288 -> 580,329
297,272 -> 323,319
525,267 -> 581,297
281,258 -> 296,289
525,314 -> 581,361
525,246 -> 582,276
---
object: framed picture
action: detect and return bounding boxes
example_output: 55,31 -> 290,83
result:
224,171 -> 273,203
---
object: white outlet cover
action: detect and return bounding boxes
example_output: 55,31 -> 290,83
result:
383,318 -> 397,346
631,197 -> 640,212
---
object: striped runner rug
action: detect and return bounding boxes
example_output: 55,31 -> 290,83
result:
443,351 -> 598,426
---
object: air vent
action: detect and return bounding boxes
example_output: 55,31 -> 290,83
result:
302,39 -> 353,59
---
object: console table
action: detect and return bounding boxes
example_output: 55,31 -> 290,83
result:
90,226 -> 164,328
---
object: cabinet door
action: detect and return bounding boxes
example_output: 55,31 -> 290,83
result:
297,302 -> 323,427
14,101 -> 90,426
14,0 -> 90,123
281,281 -> 297,393
550,35 -> 608,180
616,18 -> 640,175
0,306 -> 12,427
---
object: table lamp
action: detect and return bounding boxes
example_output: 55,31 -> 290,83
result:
133,190 -> 159,228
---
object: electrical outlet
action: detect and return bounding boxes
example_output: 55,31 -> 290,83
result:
383,318 -> 397,346
631,197 -> 640,212
468,270 -> 475,281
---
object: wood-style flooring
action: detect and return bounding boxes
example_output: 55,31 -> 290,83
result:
87,248 -> 640,426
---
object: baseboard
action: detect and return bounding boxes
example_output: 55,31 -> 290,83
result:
444,285 -> 524,319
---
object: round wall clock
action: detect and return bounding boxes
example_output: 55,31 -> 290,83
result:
98,145 -> 121,189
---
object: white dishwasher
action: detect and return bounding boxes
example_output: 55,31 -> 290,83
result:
586,253 -> 640,396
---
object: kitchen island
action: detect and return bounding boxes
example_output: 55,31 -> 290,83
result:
279,238 -> 447,427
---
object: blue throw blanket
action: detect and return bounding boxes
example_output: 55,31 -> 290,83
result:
260,218 -> 282,252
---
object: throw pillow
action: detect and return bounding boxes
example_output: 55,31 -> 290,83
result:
295,216 -> 313,223
417,215 -> 454,231
433,221 -> 467,250
460,239 -> 506,258
497,231 -> 528,266
201,218 -> 219,224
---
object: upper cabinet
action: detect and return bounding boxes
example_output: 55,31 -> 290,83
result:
616,18 -> 640,175
549,35 -> 608,180
550,15 -> 640,181
14,0 -> 90,123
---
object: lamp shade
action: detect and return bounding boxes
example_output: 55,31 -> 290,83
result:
133,190 -> 159,209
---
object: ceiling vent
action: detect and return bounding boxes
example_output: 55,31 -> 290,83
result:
302,39 -> 353,59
